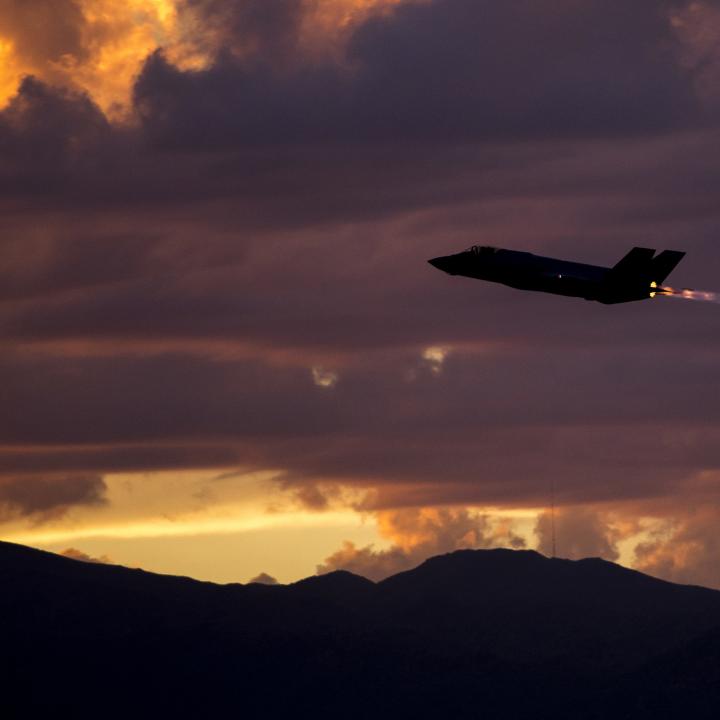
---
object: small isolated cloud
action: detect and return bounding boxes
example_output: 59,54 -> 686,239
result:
318,507 -> 526,581
293,483 -> 331,510
421,346 -> 448,375
59,547 -> 113,564
311,366 -> 338,388
248,572 -> 279,585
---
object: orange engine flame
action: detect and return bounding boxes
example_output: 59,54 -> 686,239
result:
653,283 -> 720,304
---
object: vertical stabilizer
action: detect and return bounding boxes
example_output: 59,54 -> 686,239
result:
651,250 -> 686,284
610,247 -> 656,278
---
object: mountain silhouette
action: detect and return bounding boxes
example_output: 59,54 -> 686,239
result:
2,542 -> 720,719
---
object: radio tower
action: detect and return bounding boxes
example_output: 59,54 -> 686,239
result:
550,475 -> 556,558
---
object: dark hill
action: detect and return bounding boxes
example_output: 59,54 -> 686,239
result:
2,542 -> 720,719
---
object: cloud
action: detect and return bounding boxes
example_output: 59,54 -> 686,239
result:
349,0 -> 700,138
248,571 -> 279,585
421,346 -> 448,375
0,0 -> 87,72
311,366 -> 339,388
317,507 -> 525,580
535,506 -> 621,561
134,0 -> 701,150
1,340 -> 720,513
59,547 -> 113,563
0,0 -> 714,209
0,0 -> 213,113
633,506 -> 720,589
529,499 -> 720,589
0,76 -> 111,196
292,484 -> 331,511
177,0 -> 306,60
670,1 -> 720,110
0,474 -> 106,522
0,444 -> 242,476
0,0 -> 405,115
177,0 -> 402,62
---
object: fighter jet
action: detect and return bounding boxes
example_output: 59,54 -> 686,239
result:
428,246 -> 686,304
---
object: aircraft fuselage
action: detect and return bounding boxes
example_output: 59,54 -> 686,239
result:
428,246 -> 685,305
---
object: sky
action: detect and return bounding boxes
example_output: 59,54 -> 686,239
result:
1,0 -> 720,587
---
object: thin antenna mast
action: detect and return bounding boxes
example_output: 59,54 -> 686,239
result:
550,475 -> 556,558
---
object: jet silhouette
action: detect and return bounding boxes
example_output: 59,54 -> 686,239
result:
429,246 -> 685,304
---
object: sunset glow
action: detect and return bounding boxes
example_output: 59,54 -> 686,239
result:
2,0 -> 720,593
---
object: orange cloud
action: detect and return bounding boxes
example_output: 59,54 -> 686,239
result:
531,500 -> 720,590
0,0 -> 405,116
535,507 -> 622,562
0,0 -> 196,115
633,507 -> 720,589
318,507 -> 526,581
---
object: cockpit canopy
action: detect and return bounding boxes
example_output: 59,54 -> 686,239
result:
465,245 -> 499,256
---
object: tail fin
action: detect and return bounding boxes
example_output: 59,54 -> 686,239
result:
651,250 -> 686,284
611,247 -> 656,277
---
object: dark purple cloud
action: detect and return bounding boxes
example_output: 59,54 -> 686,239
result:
179,0 -> 305,59
136,0 -> 701,148
0,339 -> 718,511
0,76 -> 109,167
348,0 -> 699,139
0,474 -> 105,522
0,0 -> 714,213
0,445 -> 241,476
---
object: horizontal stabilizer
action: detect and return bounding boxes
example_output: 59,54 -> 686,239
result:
611,247 -> 656,277
651,250 -> 686,284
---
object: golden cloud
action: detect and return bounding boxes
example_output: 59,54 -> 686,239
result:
318,506 -> 528,581
0,0 -> 404,117
0,1 -> 191,115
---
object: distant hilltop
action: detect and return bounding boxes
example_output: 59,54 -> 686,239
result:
2,541 -> 720,719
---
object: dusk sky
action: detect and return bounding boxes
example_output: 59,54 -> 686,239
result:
1,0 -> 720,587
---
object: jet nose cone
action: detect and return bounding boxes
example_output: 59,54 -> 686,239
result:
428,255 -> 456,274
